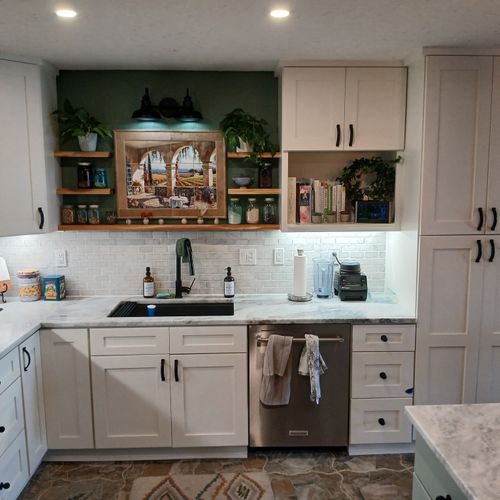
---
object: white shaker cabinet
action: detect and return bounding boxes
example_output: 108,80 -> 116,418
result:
0,59 -> 59,237
281,66 -> 406,151
40,329 -> 94,449
0,431 -> 29,500
19,333 -> 47,474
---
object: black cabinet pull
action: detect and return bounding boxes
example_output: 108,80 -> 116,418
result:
0,426 -> 5,433
0,482 -> 10,490
22,347 -> 31,372
489,239 -> 496,263
379,372 -> 387,380
380,334 -> 388,342
38,207 -> 45,230
378,418 -> 386,426
475,240 -> 483,263
174,359 -> 179,382
336,124 -> 341,147
435,496 -> 451,500
491,207 -> 498,231
160,359 -> 166,382
477,207 -> 484,231
348,124 -> 354,147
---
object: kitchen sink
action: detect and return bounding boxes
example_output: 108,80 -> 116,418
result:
108,300 -> 234,317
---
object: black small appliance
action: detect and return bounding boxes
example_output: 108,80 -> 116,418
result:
333,258 -> 368,301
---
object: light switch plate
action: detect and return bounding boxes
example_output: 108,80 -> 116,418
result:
239,248 -> 257,266
54,249 -> 67,267
274,248 -> 285,265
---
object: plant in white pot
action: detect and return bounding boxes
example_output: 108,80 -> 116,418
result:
52,99 -> 112,151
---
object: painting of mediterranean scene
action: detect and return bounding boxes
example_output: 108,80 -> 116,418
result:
114,131 -> 226,218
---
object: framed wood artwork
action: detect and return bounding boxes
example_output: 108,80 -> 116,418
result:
114,130 -> 226,219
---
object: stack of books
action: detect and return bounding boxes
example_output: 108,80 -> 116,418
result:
287,177 -> 346,224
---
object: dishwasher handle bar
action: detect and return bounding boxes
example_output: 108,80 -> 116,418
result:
256,335 -> 344,347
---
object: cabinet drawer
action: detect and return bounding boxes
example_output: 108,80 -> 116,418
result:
0,379 -> 24,457
0,431 -> 29,500
351,352 -> 414,398
170,326 -> 247,354
90,328 -> 170,355
350,397 -> 413,444
0,349 -> 20,396
352,324 -> 415,351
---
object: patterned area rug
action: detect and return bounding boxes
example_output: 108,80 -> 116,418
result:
129,473 -> 274,500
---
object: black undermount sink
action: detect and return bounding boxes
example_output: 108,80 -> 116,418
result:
108,300 -> 234,317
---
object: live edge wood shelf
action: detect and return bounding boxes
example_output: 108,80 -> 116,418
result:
56,188 -> 114,195
54,151 -> 113,158
58,224 -> 280,232
227,188 -> 281,195
226,152 -> 281,159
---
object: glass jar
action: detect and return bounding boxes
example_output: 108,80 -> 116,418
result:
93,167 -> 108,188
77,162 -> 93,188
262,197 -> 277,224
259,162 -> 272,188
246,198 -> 259,224
228,198 -> 242,225
76,205 -> 88,224
16,269 -> 41,302
61,205 -> 75,225
88,205 -> 100,224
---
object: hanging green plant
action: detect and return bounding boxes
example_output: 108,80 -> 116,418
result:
340,156 -> 402,202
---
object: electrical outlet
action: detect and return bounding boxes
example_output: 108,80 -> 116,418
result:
239,248 -> 257,266
54,249 -> 67,267
274,248 -> 285,265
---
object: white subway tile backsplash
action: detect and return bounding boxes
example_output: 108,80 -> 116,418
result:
0,231 -> 386,296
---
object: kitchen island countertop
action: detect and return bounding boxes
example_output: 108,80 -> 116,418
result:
0,293 -> 415,358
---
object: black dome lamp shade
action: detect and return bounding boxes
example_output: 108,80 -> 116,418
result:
132,88 -> 162,121
176,88 -> 202,122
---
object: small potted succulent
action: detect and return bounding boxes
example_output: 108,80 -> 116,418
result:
52,99 -> 112,151
324,209 -> 336,223
312,212 -> 323,223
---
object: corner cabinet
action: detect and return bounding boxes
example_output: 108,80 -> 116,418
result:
0,59 -> 59,237
281,66 -> 407,151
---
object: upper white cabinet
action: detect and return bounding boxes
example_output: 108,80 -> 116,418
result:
420,56 -> 500,235
0,59 -> 59,237
281,66 -> 407,151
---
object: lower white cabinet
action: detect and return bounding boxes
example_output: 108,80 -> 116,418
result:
19,333 -> 47,474
0,379 -> 24,457
91,355 -> 172,448
170,353 -> 248,448
0,431 -> 29,500
41,329 -> 94,449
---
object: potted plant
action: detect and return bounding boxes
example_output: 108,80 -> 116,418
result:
52,99 -> 112,151
324,209 -> 336,223
311,212 -> 323,223
220,108 -> 277,155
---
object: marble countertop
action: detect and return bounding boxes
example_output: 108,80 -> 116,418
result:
406,404 -> 500,500
0,293 -> 415,358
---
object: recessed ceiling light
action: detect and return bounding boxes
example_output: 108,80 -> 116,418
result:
270,9 -> 290,18
55,9 -> 77,18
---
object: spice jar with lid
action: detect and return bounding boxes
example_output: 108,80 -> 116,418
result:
93,167 -> 108,188
77,162 -> 93,188
61,205 -> 75,225
228,198 -> 242,225
262,197 -> 277,224
246,198 -> 259,224
259,162 -> 272,188
88,205 -> 100,224
76,205 -> 88,224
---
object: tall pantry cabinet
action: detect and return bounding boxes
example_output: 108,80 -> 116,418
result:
416,54 -> 500,405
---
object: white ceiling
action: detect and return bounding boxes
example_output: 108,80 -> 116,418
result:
1,0 -> 500,70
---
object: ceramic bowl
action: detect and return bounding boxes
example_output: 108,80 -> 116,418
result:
232,176 -> 253,188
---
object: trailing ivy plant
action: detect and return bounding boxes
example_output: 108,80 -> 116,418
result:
340,156 -> 402,202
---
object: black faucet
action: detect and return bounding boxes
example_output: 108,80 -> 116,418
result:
175,238 -> 195,298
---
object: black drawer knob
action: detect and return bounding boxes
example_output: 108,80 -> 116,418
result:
380,334 -> 388,342
0,482 -> 10,490
379,372 -> 387,380
0,426 -> 5,433
378,418 -> 386,426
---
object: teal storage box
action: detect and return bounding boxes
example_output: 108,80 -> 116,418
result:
42,275 -> 66,301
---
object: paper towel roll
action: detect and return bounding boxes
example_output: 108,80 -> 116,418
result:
293,249 -> 307,297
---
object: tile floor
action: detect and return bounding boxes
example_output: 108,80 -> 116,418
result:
19,449 -> 414,499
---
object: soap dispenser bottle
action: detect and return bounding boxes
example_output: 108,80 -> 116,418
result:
143,267 -> 155,298
224,267 -> 235,298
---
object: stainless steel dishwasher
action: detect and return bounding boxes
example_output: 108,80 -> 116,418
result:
249,323 -> 350,447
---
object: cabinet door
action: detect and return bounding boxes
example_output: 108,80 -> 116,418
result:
486,58 -> 500,234
0,431 -> 29,500
19,332 -> 47,474
477,237 -> 500,402
91,355 -> 171,448
344,67 -> 407,151
282,67 -> 346,151
40,329 -> 93,449
170,353 -> 248,447
415,236 -> 483,405
420,56 -> 492,235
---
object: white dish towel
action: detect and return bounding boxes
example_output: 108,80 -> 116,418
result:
298,334 -> 328,404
